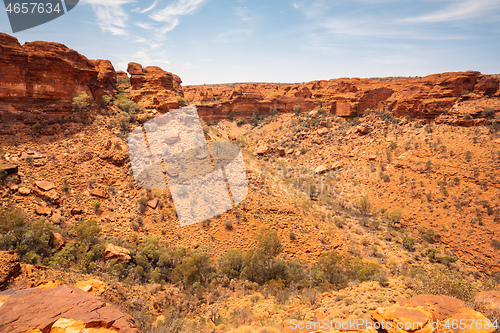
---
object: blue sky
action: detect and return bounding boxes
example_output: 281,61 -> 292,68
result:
1,0 -> 499,85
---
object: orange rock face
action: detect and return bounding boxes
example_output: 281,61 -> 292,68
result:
127,62 -> 182,112
0,284 -> 140,332
372,295 -> 495,333
0,33 -> 116,123
185,72 -> 499,123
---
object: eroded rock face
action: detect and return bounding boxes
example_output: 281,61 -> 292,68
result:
0,284 -> 140,333
127,62 -> 182,112
372,294 -> 495,333
0,251 -> 21,291
0,33 -> 116,123
185,72 -> 499,123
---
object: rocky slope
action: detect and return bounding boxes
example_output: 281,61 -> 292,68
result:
185,72 -> 500,124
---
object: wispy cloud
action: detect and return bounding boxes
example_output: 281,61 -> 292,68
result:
83,0 -> 135,36
234,6 -> 252,22
400,0 -> 500,23
149,0 -> 208,35
138,0 -> 158,14
212,29 -> 252,43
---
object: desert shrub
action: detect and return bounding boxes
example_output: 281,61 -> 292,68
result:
114,93 -> 141,113
92,200 -> 101,213
235,135 -> 247,148
76,219 -> 101,246
315,251 -> 345,289
409,267 -> 493,305
236,118 -> 245,126
441,255 -> 458,266
275,290 -> 291,304
73,92 -> 91,112
0,207 -> 26,250
422,228 -> 437,243
293,105 -> 301,115
224,220 -> 233,230
218,248 -> 244,280
384,208 -> 403,228
100,95 -> 113,106
402,236 -> 415,251
427,248 -> 439,260
138,197 -> 148,214
358,195 -> 372,215
178,97 -> 189,107
171,252 -> 215,286
289,231 -> 296,241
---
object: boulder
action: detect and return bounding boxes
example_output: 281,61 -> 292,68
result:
0,284 -> 140,332
372,294 -> 495,333
90,188 -> 108,199
147,198 -> 159,209
35,205 -> 52,216
256,145 -> 270,155
18,187 -> 31,195
103,243 -> 132,263
314,165 -> 329,175
35,180 -> 55,191
75,279 -> 106,296
0,251 -> 21,291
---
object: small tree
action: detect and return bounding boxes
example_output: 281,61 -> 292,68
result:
359,195 -> 372,215
73,92 -> 91,112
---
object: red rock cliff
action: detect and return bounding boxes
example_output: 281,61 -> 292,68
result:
0,33 -> 116,123
185,71 -> 500,122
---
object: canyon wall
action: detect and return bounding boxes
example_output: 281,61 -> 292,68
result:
185,72 -> 500,123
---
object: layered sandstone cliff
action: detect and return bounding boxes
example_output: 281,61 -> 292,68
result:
0,33 -> 116,123
185,72 -> 500,123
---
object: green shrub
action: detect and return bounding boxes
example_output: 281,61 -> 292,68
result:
76,219 -> 101,246
427,248 -> 439,260
178,97 -> 189,107
92,200 -> 101,213
293,105 -> 301,115
402,236 -> 415,251
171,252 -> 215,286
384,208 -> 403,228
73,92 -> 91,112
114,93 -> 141,113
358,195 -> 372,215
100,95 -> 112,106
236,118 -> 245,126
409,267 -> 491,305
218,248 -> 244,279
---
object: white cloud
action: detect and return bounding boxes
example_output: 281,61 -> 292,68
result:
139,0 -> 158,14
82,0 -> 135,36
400,0 -> 500,23
149,0 -> 208,34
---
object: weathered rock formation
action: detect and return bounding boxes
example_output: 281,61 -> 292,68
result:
372,294 -> 495,333
127,62 -> 183,112
0,33 -> 117,123
185,72 -> 500,123
0,283 -> 140,332
0,251 -> 21,291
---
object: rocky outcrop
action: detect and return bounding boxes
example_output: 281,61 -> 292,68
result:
185,72 -> 500,123
372,294 -> 495,333
0,251 -> 21,291
0,283 -> 140,332
0,33 -> 116,123
127,62 -> 182,112
103,243 -> 132,263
